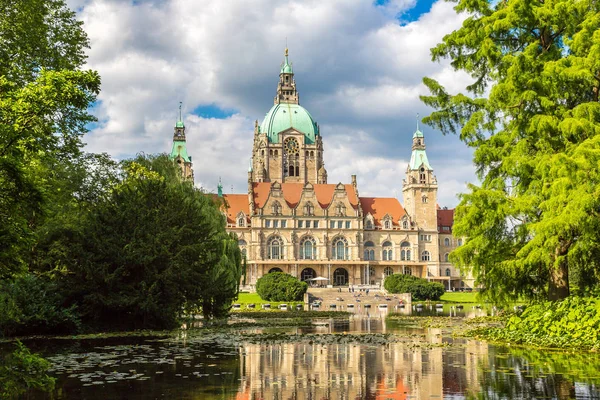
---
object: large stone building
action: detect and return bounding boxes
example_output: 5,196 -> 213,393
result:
172,49 -> 471,290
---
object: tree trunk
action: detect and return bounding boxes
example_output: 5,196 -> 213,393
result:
548,244 -> 570,301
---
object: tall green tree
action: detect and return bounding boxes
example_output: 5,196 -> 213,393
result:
0,0 -> 100,277
61,155 -> 241,329
421,0 -> 600,302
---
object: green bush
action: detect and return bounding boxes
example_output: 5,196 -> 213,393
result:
0,341 -> 55,399
0,275 -> 80,337
384,274 -> 445,301
256,272 -> 308,302
468,296 -> 600,350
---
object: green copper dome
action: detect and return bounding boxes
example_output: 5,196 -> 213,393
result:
413,128 -> 424,138
260,103 -> 318,144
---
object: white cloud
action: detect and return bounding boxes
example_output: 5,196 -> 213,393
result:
77,0 -> 476,208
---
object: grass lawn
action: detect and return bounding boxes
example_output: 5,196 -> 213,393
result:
439,291 -> 481,303
235,292 -> 304,310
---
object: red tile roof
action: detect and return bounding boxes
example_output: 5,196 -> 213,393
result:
222,194 -> 249,224
359,197 -> 406,226
252,182 -> 359,209
437,208 -> 454,233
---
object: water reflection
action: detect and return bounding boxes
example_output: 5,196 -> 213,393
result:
19,315 -> 600,399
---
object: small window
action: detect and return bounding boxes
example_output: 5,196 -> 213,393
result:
443,226 -> 450,231
444,253 -> 449,262
313,220 -> 319,228
345,221 -> 350,229
237,217 -> 245,227
337,221 -> 343,229
281,220 -> 287,228
421,251 -> 431,261
330,221 -> 335,229
273,220 -> 279,228
298,220 -> 303,228
384,220 -> 391,229
403,266 -> 412,275
365,220 -> 373,230
444,238 -> 450,246
458,238 -> 463,246
265,220 -> 271,228
402,220 -> 408,229
445,268 -> 451,277
422,196 -> 428,203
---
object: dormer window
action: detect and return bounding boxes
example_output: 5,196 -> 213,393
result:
365,215 -> 374,230
237,217 -> 245,227
384,220 -> 391,229
402,220 -> 408,229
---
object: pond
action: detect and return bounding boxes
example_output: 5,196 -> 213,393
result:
12,309 -> 600,399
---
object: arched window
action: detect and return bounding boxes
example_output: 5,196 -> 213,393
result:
382,241 -> 393,261
303,202 -> 315,216
363,241 -> 374,260
237,217 -> 245,227
419,167 -> 426,183
369,266 -> 375,276
421,251 -> 431,261
403,266 -> 412,275
402,220 -> 408,229
271,201 -> 282,215
444,253 -> 449,262
335,202 -> 346,216
300,236 -> 316,260
422,195 -> 428,203
400,242 -> 411,261
384,267 -> 394,277
365,219 -> 373,230
445,268 -> 451,277
268,236 -> 283,260
238,240 -> 247,246
458,238 -> 463,246
444,237 -> 450,246
384,220 -> 391,229
332,237 -> 348,260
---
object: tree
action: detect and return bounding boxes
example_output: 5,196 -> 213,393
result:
61,155 -> 241,329
0,341 -> 55,399
384,274 -> 445,301
421,0 -> 600,303
256,272 -> 308,302
0,0 -> 100,278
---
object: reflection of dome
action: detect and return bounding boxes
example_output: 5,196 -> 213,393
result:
260,103 -> 318,144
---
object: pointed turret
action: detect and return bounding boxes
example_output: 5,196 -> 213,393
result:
275,48 -> 299,104
218,177 -> 223,197
169,102 -> 194,181
402,117 -> 437,230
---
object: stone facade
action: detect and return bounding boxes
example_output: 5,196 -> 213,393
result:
190,49 -> 472,289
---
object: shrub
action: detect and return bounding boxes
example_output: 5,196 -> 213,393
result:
0,341 -> 55,399
0,275 -> 80,337
384,274 -> 445,301
256,272 -> 308,302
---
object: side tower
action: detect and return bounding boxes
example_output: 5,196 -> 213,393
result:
251,48 -> 326,184
169,103 -> 194,181
402,125 -> 438,230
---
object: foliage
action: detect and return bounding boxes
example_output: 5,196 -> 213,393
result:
468,296 -> 600,350
0,341 -> 55,399
421,0 -> 600,302
0,0 -> 100,278
0,275 -> 80,337
57,155 -> 241,329
256,272 -> 308,302
384,274 -> 445,300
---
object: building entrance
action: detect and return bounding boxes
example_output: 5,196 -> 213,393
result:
333,268 -> 348,286
301,268 -> 316,282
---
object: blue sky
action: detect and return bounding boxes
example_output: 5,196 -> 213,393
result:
71,0 -> 475,207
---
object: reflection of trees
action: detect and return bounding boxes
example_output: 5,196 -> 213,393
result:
466,346 -> 600,399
